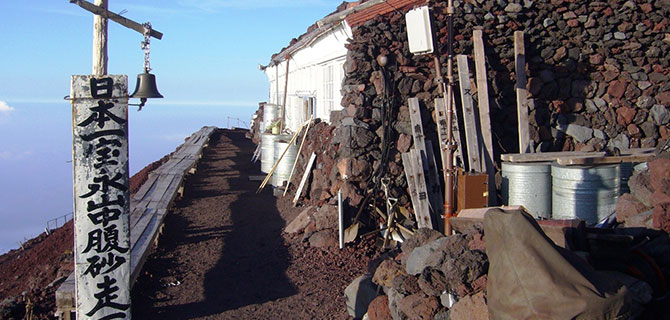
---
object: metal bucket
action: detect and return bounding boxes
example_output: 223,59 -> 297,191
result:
263,104 -> 279,132
272,137 -> 298,187
260,133 -> 280,173
551,164 -> 620,225
501,162 -> 552,219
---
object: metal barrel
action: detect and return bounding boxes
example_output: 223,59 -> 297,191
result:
501,162 -> 552,219
263,104 -> 279,131
260,133 -> 281,173
551,163 -> 620,225
272,137 -> 298,187
619,162 -> 634,195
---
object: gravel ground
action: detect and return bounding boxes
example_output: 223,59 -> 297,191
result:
131,129 -> 377,319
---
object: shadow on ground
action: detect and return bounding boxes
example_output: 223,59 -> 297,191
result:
132,129 -> 297,319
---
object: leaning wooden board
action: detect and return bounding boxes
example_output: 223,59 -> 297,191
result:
456,55 -> 483,173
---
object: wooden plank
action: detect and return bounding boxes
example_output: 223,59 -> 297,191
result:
130,208 -> 155,247
157,175 -> 184,209
133,173 -> 159,201
129,211 -> 162,285
409,149 -> 433,229
284,119 -> 312,196
473,29 -> 496,205
402,152 -> 420,225
293,152 -> 317,205
556,153 -> 655,166
514,31 -> 531,153
408,98 -> 427,153
129,205 -> 148,229
502,148 -> 655,163
502,151 -> 604,163
408,99 -> 442,220
456,55 -> 483,172
425,142 -> 444,231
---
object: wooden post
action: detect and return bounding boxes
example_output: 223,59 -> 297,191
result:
281,56 -> 290,132
72,75 -> 131,319
473,29 -> 497,205
92,0 -> 108,75
514,31 -> 530,153
456,55 -> 482,173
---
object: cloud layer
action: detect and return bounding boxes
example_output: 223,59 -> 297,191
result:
0,101 -> 14,117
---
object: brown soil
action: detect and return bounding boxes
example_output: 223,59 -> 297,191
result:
131,129 -> 376,319
0,221 -> 74,318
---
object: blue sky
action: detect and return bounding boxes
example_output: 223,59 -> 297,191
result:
0,0 -> 345,253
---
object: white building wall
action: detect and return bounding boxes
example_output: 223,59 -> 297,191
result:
264,22 -> 351,133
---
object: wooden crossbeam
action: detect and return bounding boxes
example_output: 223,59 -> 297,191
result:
70,0 -> 163,39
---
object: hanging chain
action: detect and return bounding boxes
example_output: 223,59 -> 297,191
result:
140,22 -> 152,72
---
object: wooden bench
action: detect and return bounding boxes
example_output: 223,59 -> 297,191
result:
55,126 -> 217,319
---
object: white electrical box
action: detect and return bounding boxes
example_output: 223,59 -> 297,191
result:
405,6 -> 434,55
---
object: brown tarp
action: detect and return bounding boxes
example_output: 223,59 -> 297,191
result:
484,208 -> 631,319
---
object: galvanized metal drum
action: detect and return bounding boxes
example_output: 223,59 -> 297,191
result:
551,163 -> 620,225
272,137 -> 298,187
501,162 -> 552,219
260,133 -> 281,173
263,104 -> 279,132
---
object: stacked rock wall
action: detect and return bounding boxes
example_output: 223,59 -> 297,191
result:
280,0 -> 670,220
327,0 -> 670,207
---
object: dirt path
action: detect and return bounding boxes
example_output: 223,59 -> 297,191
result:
131,129 -> 374,319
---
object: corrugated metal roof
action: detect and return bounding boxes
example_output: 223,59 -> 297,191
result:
345,0 -> 426,27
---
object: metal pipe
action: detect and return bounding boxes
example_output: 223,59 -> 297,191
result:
444,0 -> 456,235
433,0 -> 456,235
338,189 -> 344,249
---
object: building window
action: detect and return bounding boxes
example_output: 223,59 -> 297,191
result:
323,64 -> 334,113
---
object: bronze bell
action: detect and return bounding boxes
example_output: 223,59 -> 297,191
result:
130,71 -> 163,99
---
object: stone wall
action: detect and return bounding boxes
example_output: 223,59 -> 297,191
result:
274,0 -> 670,223
332,0 -> 669,206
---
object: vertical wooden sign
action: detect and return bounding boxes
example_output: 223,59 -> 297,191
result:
514,31 -> 530,153
71,75 -> 131,319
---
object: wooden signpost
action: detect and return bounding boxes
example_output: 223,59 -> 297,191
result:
69,1 -> 162,318
72,74 -> 131,319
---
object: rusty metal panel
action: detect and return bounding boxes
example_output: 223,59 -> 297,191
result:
456,171 -> 488,212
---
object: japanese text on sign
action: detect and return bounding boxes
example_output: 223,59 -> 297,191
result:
72,75 -> 131,320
